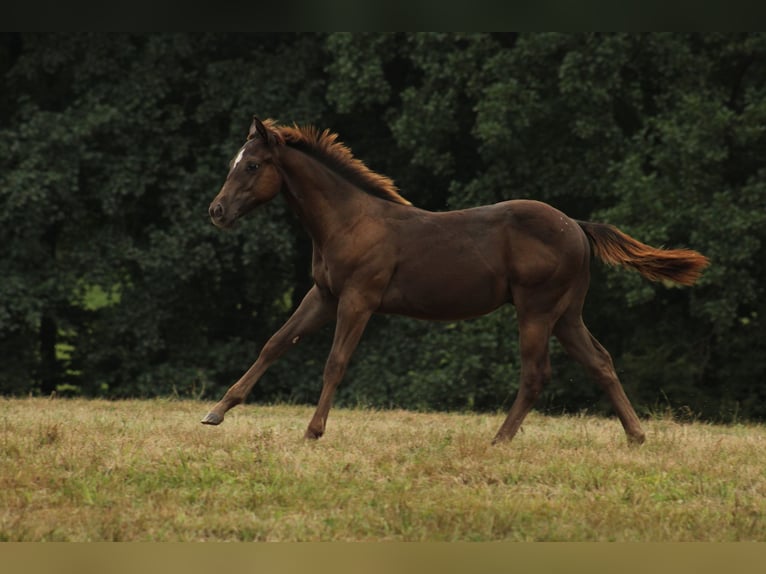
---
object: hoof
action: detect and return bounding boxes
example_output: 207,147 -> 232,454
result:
303,428 -> 323,440
627,433 -> 646,447
201,412 -> 224,425
491,432 -> 510,445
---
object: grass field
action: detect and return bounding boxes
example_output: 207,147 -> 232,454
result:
1,397 -> 764,541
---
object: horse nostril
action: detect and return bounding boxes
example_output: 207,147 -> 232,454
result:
210,203 -> 224,220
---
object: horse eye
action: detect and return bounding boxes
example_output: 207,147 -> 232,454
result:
246,162 -> 260,172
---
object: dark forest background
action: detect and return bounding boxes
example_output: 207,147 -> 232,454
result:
2,33 -> 764,421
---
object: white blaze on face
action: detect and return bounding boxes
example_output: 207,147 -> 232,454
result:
232,146 -> 246,170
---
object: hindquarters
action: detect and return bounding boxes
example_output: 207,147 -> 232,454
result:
494,204 -> 649,445
503,200 -> 593,315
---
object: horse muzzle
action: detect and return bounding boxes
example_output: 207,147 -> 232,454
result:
209,201 -> 234,228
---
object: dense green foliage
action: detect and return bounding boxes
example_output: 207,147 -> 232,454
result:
1,33 -> 764,420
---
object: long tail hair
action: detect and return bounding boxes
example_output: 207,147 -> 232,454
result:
577,220 -> 709,286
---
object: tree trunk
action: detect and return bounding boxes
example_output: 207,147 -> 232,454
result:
39,313 -> 59,395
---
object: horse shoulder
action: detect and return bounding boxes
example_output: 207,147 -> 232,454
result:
311,216 -> 398,300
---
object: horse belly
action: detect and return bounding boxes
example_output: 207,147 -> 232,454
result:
379,256 -> 508,320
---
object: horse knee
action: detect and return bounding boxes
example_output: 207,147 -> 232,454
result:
258,338 -> 282,363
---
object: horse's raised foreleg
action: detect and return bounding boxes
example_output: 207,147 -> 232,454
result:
553,313 -> 646,445
492,319 -> 552,444
304,295 -> 373,440
201,285 -> 336,425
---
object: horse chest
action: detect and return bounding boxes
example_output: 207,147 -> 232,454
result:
311,253 -> 352,299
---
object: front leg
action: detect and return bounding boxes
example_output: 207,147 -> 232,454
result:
201,285 -> 336,425
304,294 -> 374,440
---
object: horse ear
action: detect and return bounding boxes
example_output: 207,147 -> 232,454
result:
248,115 -> 273,144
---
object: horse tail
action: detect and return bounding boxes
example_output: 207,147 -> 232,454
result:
576,220 -> 709,286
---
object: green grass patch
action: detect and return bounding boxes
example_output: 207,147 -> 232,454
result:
0,398 -> 764,541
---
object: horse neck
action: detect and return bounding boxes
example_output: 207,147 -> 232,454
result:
278,147 -> 372,246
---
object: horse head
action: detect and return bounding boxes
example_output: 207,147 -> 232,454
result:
208,116 -> 284,228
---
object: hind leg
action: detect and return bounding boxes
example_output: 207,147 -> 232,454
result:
492,319 -> 552,444
553,313 -> 646,445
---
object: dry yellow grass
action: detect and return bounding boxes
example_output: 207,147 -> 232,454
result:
1,397 -> 764,541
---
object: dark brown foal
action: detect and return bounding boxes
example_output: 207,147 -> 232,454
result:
202,117 -> 708,445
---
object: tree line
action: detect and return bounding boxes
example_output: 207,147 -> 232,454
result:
1,33 -> 764,421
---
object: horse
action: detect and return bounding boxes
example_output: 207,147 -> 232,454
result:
202,116 -> 709,445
